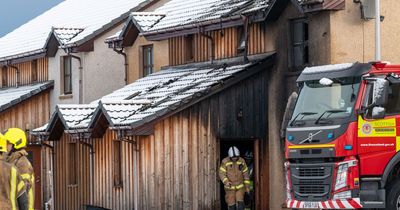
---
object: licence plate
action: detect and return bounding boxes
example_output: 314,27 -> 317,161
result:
303,202 -> 319,209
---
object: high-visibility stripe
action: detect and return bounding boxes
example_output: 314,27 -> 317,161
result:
222,178 -> 228,183
242,167 -> 248,173
219,167 -> 227,172
17,181 -> 24,192
10,167 -> 17,210
244,180 -> 251,184
225,162 -> 233,166
236,184 -> 244,189
21,173 -> 31,180
236,161 -> 243,165
28,188 -> 34,210
288,144 -> 335,149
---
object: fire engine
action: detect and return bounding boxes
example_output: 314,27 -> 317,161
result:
285,62 -> 400,209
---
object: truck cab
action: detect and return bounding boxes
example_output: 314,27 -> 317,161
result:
285,62 -> 400,209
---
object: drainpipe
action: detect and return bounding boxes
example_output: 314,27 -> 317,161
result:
113,46 -> 128,85
41,141 -> 55,210
242,15 -> 250,63
67,52 -> 83,104
198,27 -> 215,64
7,62 -> 20,87
78,137 -> 94,205
375,0 -> 381,61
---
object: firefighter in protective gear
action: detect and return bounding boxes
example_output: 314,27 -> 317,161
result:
4,128 -> 35,210
0,133 -> 29,210
219,146 -> 251,210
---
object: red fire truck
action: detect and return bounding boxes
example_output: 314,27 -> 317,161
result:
285,62 -> 400,209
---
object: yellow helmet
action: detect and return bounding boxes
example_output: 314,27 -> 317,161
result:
0,133 -> 6,153
4,128 -> 27,150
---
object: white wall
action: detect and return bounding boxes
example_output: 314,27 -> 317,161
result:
48,23 -> 125,111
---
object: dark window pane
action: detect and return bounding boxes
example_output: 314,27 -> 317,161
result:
142,45 -> 153,77
386,84 -> 400,114
290,18 -> 309,69
63,56 -> 72,94
68,143 -> 77,185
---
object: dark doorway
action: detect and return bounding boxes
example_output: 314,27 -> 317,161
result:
219,139 -> 258,210
26,145 -> 42,210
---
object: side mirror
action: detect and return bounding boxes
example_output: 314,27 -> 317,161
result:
373,78 -> 389,106
281,92 -> 298,138
371,107 -> 386,119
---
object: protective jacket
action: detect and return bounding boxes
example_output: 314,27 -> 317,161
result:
219,157 -> 251,190
7,150 -> 34,210
0,155 -> 28,210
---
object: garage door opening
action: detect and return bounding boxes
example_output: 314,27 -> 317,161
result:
219,139 -> 259,210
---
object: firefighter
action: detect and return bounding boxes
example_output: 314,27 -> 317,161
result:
0,133 -> 29,210
219,146 -> 251,210
4,128 -> 35,210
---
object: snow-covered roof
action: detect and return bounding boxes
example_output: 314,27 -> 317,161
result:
33,53 -> 275,137
130,0 -> 270,34
0,0 -> 153,62
52,28 -> 85,45
0,81 -> 54,113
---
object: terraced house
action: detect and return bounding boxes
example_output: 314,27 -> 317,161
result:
0,0 -> 164,209
25,0 -> 400,209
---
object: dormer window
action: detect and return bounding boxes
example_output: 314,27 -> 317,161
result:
61,56 -> 72,95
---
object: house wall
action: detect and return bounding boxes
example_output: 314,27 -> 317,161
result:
1,57 -> 49,87
330,0 -> 400,63
49,24 -> 126,109
125,36 -> 169,83
82,23 -> 126,103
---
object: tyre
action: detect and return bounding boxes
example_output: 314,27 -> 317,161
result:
386,179 -> 400,210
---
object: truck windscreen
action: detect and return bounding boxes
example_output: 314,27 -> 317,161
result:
291,77 -> 361,124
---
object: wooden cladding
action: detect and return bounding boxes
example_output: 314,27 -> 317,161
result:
169,23 -> 267,66
1,58 -> 49,88
0,91 -> 51,135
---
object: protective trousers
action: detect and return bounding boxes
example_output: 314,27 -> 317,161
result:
225,188 -> 245,206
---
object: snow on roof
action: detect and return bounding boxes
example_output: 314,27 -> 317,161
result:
57,104 -> 98,129
302,63 -> 354,74
33,53 -> 274,134
0,0 -> 151,61
53,27 -> 85,45
131,12 -> 166,32
0,81 -> 54,113
131,0 -> 270,33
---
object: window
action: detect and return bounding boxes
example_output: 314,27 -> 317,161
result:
61,56 -> 72,95
185,35 -> 194,62
290,18 -> 309,70
364,82 -> 400,116
1,66 -> 7,88
31,60 -> 38,82
68,142 -> 77,185
113,140 -> 122,187
142,45 -> 153,77
237,26 -> 246,55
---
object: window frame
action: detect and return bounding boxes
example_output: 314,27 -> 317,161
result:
1,66 -> 7,88
61,56 -> 72,95
31,59 -> 38,83
67,142 -> 77,186
142,45 -> 154,77
289,18 -> 309,71
113,140 -> 123,187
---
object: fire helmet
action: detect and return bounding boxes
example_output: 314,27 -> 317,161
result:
0,133 -> 6,153
4,128 -> 27,150
228,146 -> 240,157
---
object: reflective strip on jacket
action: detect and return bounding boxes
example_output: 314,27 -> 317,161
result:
219,157 -> 251,190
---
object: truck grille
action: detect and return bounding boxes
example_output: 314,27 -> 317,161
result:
299,167 -> 325,177
290,163 -> 334,201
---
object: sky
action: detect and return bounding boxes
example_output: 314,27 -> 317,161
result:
0,0 -> 64,37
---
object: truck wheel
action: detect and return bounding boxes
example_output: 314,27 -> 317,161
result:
387,179 -> 400,210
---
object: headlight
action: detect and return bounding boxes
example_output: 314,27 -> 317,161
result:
333,190 -> 352,200
335,163 -> 349,191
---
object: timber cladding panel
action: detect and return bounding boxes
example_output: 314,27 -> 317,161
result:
169,23 -> 267,66
1,57 -> 49,87
0,91 -> 50,134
